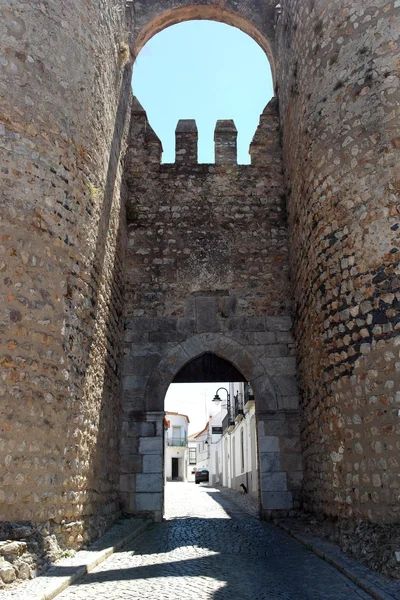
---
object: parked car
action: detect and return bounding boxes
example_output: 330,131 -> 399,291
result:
195,468 -> 209,484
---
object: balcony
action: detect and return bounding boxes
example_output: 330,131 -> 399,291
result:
166,437 -> 188,447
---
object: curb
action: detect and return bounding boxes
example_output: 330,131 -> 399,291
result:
277,521 -> 400,600
2,519 -> 151,600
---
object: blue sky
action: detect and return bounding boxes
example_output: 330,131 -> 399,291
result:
132,20 -> 273,164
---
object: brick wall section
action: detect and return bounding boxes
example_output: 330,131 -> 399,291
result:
277,0 -> 400,521
125,98 -> 290,321
0,0 -> 132,546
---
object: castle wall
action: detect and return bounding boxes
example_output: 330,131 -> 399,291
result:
121,100 -> 302,520
0,0 -> 132,545
277,0 -> 400,521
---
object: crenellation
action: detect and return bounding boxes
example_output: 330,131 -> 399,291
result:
175,119 -> 198,164
214,119 -> 238,165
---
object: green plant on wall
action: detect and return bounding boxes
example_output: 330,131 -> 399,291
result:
86,182 -> 102,201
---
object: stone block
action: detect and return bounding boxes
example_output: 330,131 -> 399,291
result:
139,436 -> 163,455
260,472 -> 287,492
146,411 -> 165,423
282,437 -> 301,452
258,436 -> 280,453
119,492 -> 135,513
120,455 -> 142,474
262,357 -> 297,376
120,437 -> 139,454
124,331 -> 149,343
278,395 -> 299,410
263,419 -> 288,436
123,375 -> 148,392
228,317 -> 265,331
287,420 -> 300,436
143,454 -> 163,474
282,453 -> 303,472
252,380 -> 278,411
260,452 -> 282,472
149,331 -> 182,343
195,297 -> 220,331
123,354 -> 161,377
177,318 -> 196,335
122,421 -> 155,438
156,317 -> 178,332
261,344 -> 287,358
136,493 -> 163,512
126,318 -> 157,333
184,297 -> 196,319
261,491 -> 293,510
287,471 -> 303,491
218,295 -> 238,318
254,331 -> 276,344
122,392 -> 145,412
0,561 -> 16,584
276,331 -> 294,343
273,375 -> 299,396
136,474 -> 163,492
119,474 -> 136,493
265,316 -> 292,331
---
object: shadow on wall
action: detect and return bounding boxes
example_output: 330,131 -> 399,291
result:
63,64 -> 133,544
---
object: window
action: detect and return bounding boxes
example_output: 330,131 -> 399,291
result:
189,447 -> 196,465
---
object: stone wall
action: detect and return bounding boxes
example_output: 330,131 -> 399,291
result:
277,0 -> 400,521
121,98 -> 303,520
0,0 -> 132,546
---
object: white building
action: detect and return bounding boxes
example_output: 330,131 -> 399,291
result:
164,412 -> 189,482
187,422 -> 210,482
193,383 -> 259,498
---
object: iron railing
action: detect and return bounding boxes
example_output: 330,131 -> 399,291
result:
166,437 -> 187,447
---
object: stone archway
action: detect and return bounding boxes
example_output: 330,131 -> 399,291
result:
120,333 -> 302,522
132,2 -> 278,83
145,333 -> 278,413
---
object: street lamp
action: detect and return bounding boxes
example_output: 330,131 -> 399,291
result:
213,387 -> 234,426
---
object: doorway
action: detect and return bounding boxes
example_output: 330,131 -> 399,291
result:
172,457 -> 179,480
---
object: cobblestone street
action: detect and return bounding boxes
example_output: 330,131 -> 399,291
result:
57,483 -> 372,600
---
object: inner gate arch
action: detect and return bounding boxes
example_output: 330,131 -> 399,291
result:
144,333 -> 278,414
120,334 -> 303,522
132,2 -> 278,83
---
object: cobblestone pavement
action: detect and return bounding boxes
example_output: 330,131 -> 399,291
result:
57,483 -> 373,600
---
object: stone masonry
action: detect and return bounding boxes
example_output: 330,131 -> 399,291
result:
121,97 -> 302,521
277,0 -> 400,522
0,0 -> 399,567
0,0 -> 133,547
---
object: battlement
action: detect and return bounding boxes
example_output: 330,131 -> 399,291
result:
175,119 -> 198,164
126,96 -> 281,173
214,120 -> 238,165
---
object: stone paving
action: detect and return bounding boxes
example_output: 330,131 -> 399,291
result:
56,483 -> 373,600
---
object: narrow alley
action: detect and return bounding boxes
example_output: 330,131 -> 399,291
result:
56,483 -> 372,600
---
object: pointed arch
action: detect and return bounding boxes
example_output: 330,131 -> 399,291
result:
144,333 -> 278,412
